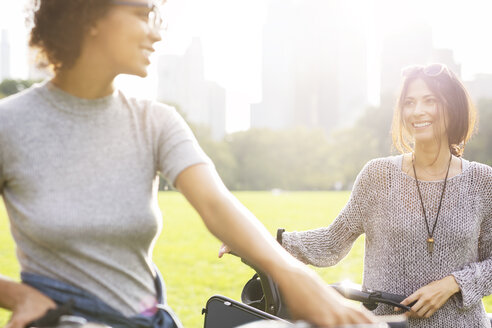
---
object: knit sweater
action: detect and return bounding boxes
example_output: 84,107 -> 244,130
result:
282,155 -> 492,328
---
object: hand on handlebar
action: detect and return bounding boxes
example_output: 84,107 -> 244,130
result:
5,285 -> 56,328
394,275 -> 460,318
276,265 -> 377,327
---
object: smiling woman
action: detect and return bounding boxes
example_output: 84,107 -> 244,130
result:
394,63 -> 475,160
280,63 -> 492,328
29,0 -> 163,79
0,1 -> 377,328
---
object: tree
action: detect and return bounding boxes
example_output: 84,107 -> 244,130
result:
0,79 -> 39,98
191,124 -> 238,189
326,101 -> 395,187
225,127 -> 335,190
157,95 -> 492,191
465,99 -> 492,165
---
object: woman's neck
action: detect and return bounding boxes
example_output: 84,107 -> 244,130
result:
413,141 -> 452,177
51,62 -> 116,100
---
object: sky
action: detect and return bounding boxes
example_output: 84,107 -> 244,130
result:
373,0 -> 492,78
1,0 -> 492,131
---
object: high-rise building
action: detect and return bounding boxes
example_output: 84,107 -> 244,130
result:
379,24 -> 434,105
251,0 -> 367,134
379,24 -> 461,106
157,37 -> 226,140
250,0 -> 295,130
207,81 -> 227,140
1,29 -> 11,80
334,16 -> 368,127
465,74 -> 492,103
431,48 -> 461,77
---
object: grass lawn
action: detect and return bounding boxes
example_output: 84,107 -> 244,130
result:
1,191 -> 491,327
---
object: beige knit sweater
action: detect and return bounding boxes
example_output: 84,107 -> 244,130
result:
282,155 -> 492,327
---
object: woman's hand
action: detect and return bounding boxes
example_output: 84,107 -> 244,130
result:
395,275 -> 460,318
275,263 -> 376,327
218,243 -> 231,258
6,284 -> 57,328
218,243 -> 375,326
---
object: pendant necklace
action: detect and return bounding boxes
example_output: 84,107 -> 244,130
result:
412,153 -> 452,254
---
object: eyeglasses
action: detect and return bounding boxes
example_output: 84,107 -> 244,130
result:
401,63 -> 452,78
111,1 -> 166,32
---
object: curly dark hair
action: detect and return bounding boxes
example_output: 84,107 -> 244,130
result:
28,0 -> 113,72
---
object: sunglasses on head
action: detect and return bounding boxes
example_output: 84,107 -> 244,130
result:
401,63 -> 451,78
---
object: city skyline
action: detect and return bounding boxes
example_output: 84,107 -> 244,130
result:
251,0 -> 368,133
157,37 -> 227,140
1,0 -> 492,133
0,29 -> 10,80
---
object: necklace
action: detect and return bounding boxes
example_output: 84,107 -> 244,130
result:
412,153 -> 452,254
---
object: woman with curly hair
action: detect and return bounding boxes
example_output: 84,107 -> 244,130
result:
0,1 -> 375,327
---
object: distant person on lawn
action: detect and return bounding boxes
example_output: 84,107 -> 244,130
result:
276,64 -> 492,327
0,1 -> 375,328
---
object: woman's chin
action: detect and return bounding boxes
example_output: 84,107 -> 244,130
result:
413,135 -> 442,146
135,70 -> 148,78
122,68 -> 149,78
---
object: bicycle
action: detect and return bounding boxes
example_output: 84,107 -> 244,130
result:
24,229 -> 492,328
201,228 -> 492,328
202,256 -> 410,328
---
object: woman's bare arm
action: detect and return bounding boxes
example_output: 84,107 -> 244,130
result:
175,163 -> 376,327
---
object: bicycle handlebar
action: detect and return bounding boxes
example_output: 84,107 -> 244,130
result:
329,285 -> 415,311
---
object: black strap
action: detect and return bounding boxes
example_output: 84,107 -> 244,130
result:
276,228 -> 285,245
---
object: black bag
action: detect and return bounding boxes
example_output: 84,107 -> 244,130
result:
202,295 -> 287,328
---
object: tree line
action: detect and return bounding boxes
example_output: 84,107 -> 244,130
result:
1,79 -> 491,190
0,79 -> 38,98
192,97 -> 492,190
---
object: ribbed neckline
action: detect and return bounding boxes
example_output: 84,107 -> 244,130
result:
393,154 -> 470,183
35,80 -> 119,116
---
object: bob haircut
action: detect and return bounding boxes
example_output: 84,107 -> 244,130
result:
391,63 -> 476,157
28,0 -> 113,72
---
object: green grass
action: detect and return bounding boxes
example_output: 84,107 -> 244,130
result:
1,192 -> 491,327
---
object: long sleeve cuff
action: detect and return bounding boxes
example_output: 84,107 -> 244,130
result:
451,259 -> 492,309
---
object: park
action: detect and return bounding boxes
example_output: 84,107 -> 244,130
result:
1,0 -> 492,327
1,191 -> 491,327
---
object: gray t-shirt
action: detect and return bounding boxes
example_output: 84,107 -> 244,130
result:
0,81 -> 211,315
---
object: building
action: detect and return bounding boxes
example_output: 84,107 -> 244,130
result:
250,0 -> 295,130
379,24 -> 462,106
251,0 -> 367,134
465,74 -> 492,103
431,48 -> 461,77
157,38 -> 226,140
1,29 -> 11,80
379,23 -> 434,105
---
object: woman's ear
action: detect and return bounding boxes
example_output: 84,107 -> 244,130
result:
89,26 -> 99,37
